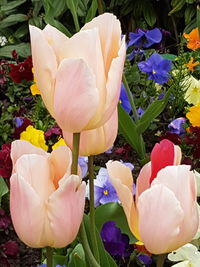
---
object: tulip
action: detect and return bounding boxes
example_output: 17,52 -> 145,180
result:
106,139 -> 199,254
63,109 -> 118,156
29,13 -> 126,133
10,140 -> 86,248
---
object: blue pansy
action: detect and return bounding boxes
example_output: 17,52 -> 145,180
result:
119,83 -> 132,114
78,156 -> 88,178
128,48 -> 144,61
128,28 -> 162,48
138,53 -> 172,84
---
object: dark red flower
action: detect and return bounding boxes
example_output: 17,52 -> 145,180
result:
114,144 -> 132,159
0,241 -> 19,257
159,132 -> 181,145
0,208 -> 10,230
14,117 -> 32,139
185,126 -> 200,159
9,56 -> 33,83
45,126 -> 62,140
0,144 -> 12,179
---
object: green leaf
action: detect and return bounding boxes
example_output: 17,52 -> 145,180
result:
143,2 -> 156,27
168,0 -> 185,16
83,214 -> 118,267
0,0 -> 27,12
85,0 -> 97,22
118,104 -> 142,158
136,89 -> 171,135
161,53 -> 177,61
0,42 -> 31,58
68,244 -> 86,267
185,5 -> 196,25
14,23 -> 28,38
0,14 -> 28,28
95,202 -> 137,244
53,255 -> 68,266
0,177 -> 9,206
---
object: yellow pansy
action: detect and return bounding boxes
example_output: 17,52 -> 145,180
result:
30,68 -> 40,95
20,125 -> 48,151
182,76 -> 200,105
186,104 -> 200,127
52,138 -> 66,150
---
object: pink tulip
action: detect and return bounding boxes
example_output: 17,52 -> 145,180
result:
106,140 -> 199,254
29,13 -> 126,133
63,109 -> 118,156
10,140 -> 86,248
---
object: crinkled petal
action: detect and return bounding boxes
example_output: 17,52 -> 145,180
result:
81,13 -> 122,74
11,140 -> 47,170
10,173 -> 53,248
138,184 -> 184,254
47,175 -> 86,248
29,25 -> 57,116
152,165 -> 199,246
54,58 -> 99,132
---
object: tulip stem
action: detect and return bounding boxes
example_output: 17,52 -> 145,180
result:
156,253 -> 166,267
97,0 -> 103,14
88,155 -> 100,263
71,133 -> 80,175
46,247 -> 53,267
79,222 -> 101,267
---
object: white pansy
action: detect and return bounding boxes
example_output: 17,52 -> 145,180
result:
0,36 -> 7,46
168,243 -> 200,267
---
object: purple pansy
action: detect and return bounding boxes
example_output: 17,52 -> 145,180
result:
138,254 -> 153,266
128,28 -> 162,48
86,167 -> 119,207
168,117 -> 186,136
100,221 -> 132,257
138,53 -> 172,84
128,48 -> 144,61
78,156 -> 88,178
132,107 -> 145,121
86,162 -> 134,207
119,83 -> 132,114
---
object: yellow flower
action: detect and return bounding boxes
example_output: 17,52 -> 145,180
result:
185,57 -> 199,72
186,104 -> 200,127
182,76 -> 200,105
20,125 -> 48,151
30,68 -> 40,95
52,138 -> 66,150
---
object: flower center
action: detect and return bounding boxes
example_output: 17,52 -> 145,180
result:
152,70 -> 156,74
192,87 -> 199,94
103,190 -> 109,195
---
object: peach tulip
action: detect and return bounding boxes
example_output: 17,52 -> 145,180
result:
29,13 -> 126,133
63,109 -> 118,156
10,140 -> 86,248
106,139 -> 199,254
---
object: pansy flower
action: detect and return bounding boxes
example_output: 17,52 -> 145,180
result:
138,53 -> 172,84
119,83 -> 132,114
168,117 -> 186,136
128,28 -> 162,48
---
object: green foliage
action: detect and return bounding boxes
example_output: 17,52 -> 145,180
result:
0,177 -> 9,206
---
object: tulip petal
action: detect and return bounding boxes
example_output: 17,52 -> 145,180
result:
43,24 -> 68,60
48,145 -> 72,187
138,184 -> 184,254
150,139 -> 174,183
81,13 -> 122,74
106,161 -> 140,239
152,165 -> 199,245
47,175 -> 86,248
11,140 -> 47,169
136,162 -> 151,201
174,145 -> 182,165
29,25 -> 57,116
63,109 -> 118,156
97,36 -> 126,127
15,154 -> 55,202
54,58 -> 99,132
10,173 -> 53,248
